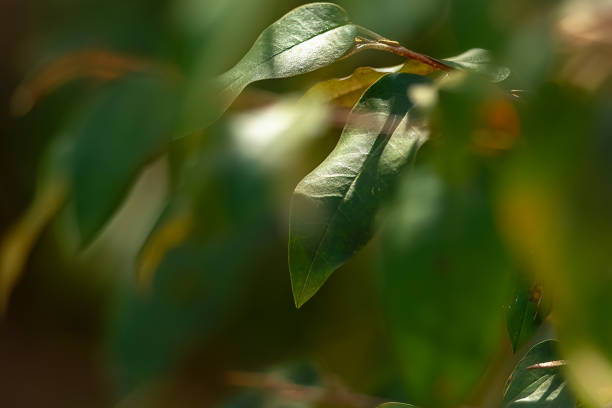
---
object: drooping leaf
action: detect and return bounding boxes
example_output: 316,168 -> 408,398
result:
180,2 -> 383,134
504,340 -> 575,408
304,60 -> 436,108
506,280 -> 552,352
68,73 -> 180,245
379,168 -> 512,408
438,48 -> 510,83
289,73 -> 432,308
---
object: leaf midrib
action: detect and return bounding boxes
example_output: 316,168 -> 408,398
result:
297,109 -> 409,304
220,21 -> 354,95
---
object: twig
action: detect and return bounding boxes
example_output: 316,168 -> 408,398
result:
526,360 -> 567,370
343,37 -> 453,72
226,370 -> 385,408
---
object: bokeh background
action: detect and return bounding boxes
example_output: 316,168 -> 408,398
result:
1,0 -> 611,407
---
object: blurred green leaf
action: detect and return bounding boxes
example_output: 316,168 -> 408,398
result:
496,85 -> 612,407
378,403 -> 418,408
438,48 -> 510,83
289,73 -> 431,308
109,235 -> 255,391
0,135 -> 73,313
506,280 -> 551,353
379,167 -> 512,408
503,340 -> 575,408
68,73 -> 180,245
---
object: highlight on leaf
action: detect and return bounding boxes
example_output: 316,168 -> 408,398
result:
504,340 -> 576,408
289,73 -> 433,308
304,60 -> 436,108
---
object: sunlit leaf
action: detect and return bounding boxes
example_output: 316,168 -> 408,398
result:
380,168 -> 512,408
289,73 -> 432,308
378,403 -> 419,408
504,340 -> 575,408
68,73 -> 180,245
304,60 -> 436,108
180,2 -> 383,134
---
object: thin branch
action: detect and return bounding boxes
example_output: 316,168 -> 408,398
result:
226,370 -> 385,408
343,37 -> 453,72
526,360 -> 567,370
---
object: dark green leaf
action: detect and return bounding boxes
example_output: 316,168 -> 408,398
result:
68,73 -> 179,245
289,73 -> 432,308
506,280 -> 551,352
504,340 -> 575,408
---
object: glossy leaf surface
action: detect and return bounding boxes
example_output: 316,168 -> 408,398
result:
181,2 -> 379,133
504,340 -> 575,408
289,73 -> 431,308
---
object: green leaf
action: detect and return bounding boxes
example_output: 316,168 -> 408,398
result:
289,73 -> 432,308
379,168 -> 512,408
438,48 -> 511,83
181,2 -> 381,134
68,73 -> 179,245
506,280 -> 552,353
217,3 -> 369,107
504,340 -> 575,408
304,60 -> 436,108
110,235 -> 255,391
378,403 -> 419,408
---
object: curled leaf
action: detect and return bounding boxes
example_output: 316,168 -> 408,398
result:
304,60 -> 436,108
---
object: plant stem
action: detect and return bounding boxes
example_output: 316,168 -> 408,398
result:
226,370 -> 385,408
346,38 -> 453,72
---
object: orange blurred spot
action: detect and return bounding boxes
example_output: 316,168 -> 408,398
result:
472,99 -> 520,155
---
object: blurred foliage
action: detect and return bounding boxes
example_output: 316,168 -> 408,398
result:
1,0 -> 611,407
